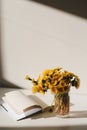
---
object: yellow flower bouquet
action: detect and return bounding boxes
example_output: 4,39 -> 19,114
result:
26,67 -> 80,116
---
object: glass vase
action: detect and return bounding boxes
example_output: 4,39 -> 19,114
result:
54,93 -> 69,117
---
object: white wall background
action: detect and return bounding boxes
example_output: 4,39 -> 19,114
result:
1,0 -> 87,93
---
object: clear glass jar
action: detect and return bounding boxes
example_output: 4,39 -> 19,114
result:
54,93 -> 69,117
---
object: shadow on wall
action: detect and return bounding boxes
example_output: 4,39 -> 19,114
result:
0,0 -> 87,89
31,0 -> 87,19
0,0 -> 3,85
0,1 -> 21,89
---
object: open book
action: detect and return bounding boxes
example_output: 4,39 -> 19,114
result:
2,90 -> 48,120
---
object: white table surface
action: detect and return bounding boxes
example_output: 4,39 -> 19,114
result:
0,87 -> 87,130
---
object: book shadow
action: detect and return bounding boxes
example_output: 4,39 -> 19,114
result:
31,109 -> 56,119
21,106 -> 56,121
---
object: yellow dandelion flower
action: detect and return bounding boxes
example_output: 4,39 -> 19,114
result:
26,66 -> 80,95
42,69 -> 51,77
51,87 -> 58,94
48,84 -> 52,89
57,87 -> 64,94
25,75 -> 30,80
39,90 -> 45,95
52,80 -> 58,86
63,86 -> 70,93
53,67 -> 62,72
59,80 -> 67,87
74,76 -> 80,89
32,86 -> 38,93
37,84 -> 43,90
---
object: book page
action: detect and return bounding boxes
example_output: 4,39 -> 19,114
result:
3,91 -> 42,114
2,102 -> 42,120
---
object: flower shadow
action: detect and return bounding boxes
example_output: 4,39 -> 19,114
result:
30,102 -> 74,120
69,110 -> 87,118
31,110 -> 87,120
